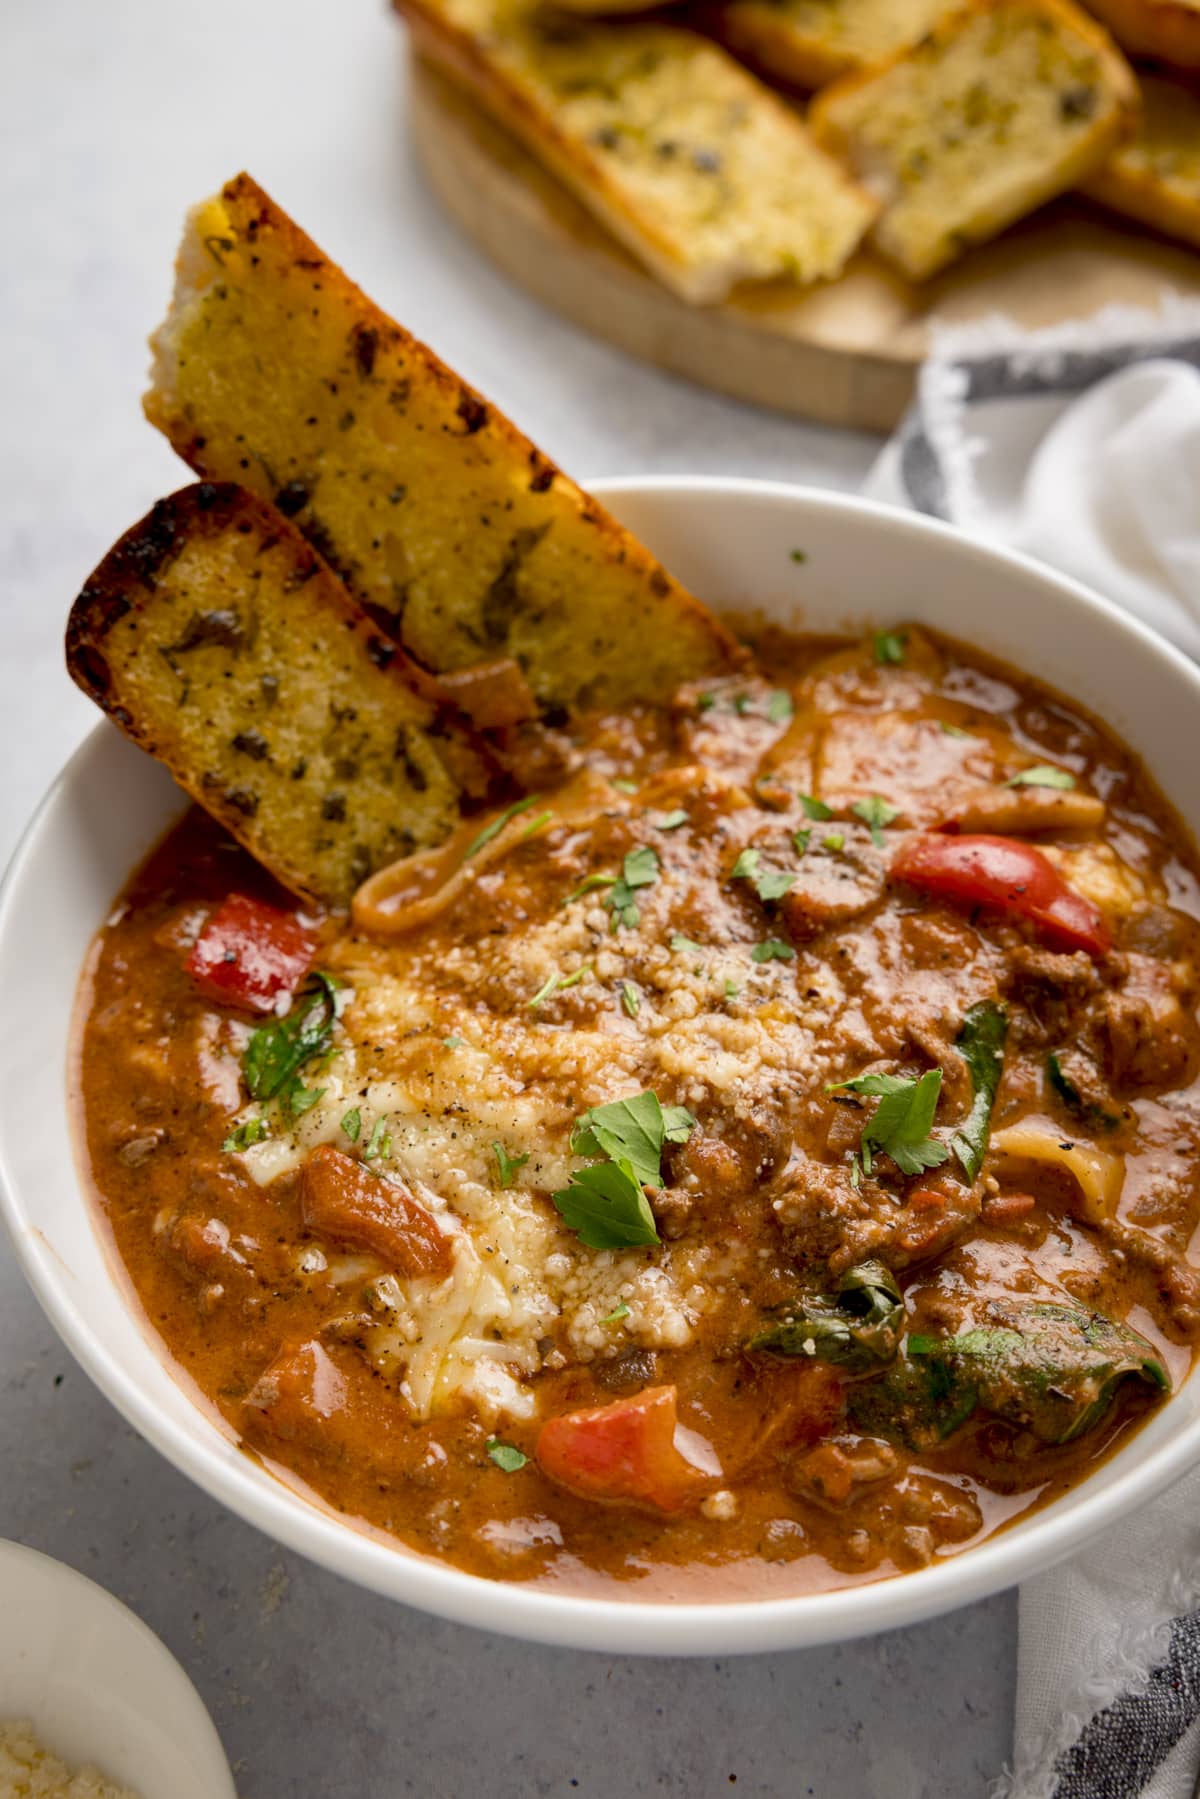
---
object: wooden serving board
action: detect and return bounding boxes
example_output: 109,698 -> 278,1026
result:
411,56 -> 1200,431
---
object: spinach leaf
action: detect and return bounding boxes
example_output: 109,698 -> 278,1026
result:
849,1299 -> 1168,1449
947,1301 -> 1167,1443
1047,1051 -> 1121,1131
849,1346 -> 978,1450
748,1260 -> 904,1372
949,1000 -> 1007,1182
242,972 -> 342,1107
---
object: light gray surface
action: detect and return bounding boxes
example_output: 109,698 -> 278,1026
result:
0,2 -> 1013,1793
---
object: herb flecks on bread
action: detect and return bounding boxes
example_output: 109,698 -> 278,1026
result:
145,175 -> 735,714
712,0 -> 955,91
1085,71 -> 1200,250
66,483 -> 491,908
810,0 -> 1137,280
394,0 -> 877,303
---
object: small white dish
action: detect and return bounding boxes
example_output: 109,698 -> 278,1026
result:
3,476 -> 1200,1655
0,1539 -> 235,1798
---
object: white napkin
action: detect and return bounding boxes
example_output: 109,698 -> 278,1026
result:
864,301 -> 1200,1799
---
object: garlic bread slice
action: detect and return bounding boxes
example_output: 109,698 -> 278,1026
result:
810,0 -> 1137,280
1082,0 -> 1200,74
1084,72 -> 1200,249
66,483 -> 491,908
145,175 -> 735,716
394,0 -> 876,304
711,0 -> 955,91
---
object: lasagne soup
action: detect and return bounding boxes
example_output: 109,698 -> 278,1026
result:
76,626 -> 1200,1599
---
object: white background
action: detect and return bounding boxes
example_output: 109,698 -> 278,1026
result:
0,4 -> 1011,1795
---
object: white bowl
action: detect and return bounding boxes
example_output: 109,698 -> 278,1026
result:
0,1539 -> 235,1798
3,477 -> 1200,1656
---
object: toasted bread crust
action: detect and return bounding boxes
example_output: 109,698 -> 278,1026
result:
66,483 -> 490,908
1084,72 -> 1200,247
394,6 -> 876,304
810,0 -> 1138,280
1083,0 -> 1200,71
708,0 -> 955,91
145,174 -> 736,712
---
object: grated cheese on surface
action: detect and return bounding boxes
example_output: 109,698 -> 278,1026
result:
0,1723 -> 140,1799
226,803 -> 846,1421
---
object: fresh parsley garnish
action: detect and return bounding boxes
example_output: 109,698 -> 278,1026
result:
724,979 -> 740,1000
242,972 -> 343,1117
828,1069 -> 948,1178
605,846 -> 659,932
340,1107 -> 362,1142
464,794 -> 543,859
1007,766 -> 1076,790
570,1091 -> 691,1188
362,1116 -> 391,1162
662,1105 -> 698,1143
487,1438 -> 528,1472
602,1301 -> 630,1323
873,630 -> 907,666
793,829 -> 811,854
851,795 -> 901,848
696,694 -> 716,713
734,694 -> 753,716
442,1034 -> 464,1049
492,1142 -> 531,1189
940,721 -> 972,739
610,777 -> 638,795
284,1081 -> 326,1120
751,938 -> 796,963
655,810 -> 689,831
553,1161 -> 660,1250
529,964 -> 591,1009
670,934 -> 705,955
555,1090 -> 696,1250
766,690 -> 794,725
731,847 -> 795,903
799,795 -> 833,821
821,833 -> 845,854
789,548 -> 808,564
222,1117 -> 268,1154
563,872 -> 616,906
758,870 -> 796,900
621,980 -> 640,1018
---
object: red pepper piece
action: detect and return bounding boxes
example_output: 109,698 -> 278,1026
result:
186,893 -> 316,1013
890,833 -> 1111,957
536,1385 -> 714,1514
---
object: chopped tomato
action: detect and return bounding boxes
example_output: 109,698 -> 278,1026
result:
536,1386 -> 715,1514
890,834 -> 1111,957
299,1145 -> 454,1280
186,893 -> 315,1012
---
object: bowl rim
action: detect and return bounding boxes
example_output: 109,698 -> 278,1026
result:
4,473 -> 1200,1657
0,1537 -> 236,1795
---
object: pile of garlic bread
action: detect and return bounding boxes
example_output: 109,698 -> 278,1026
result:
393,0 -> 1200,301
